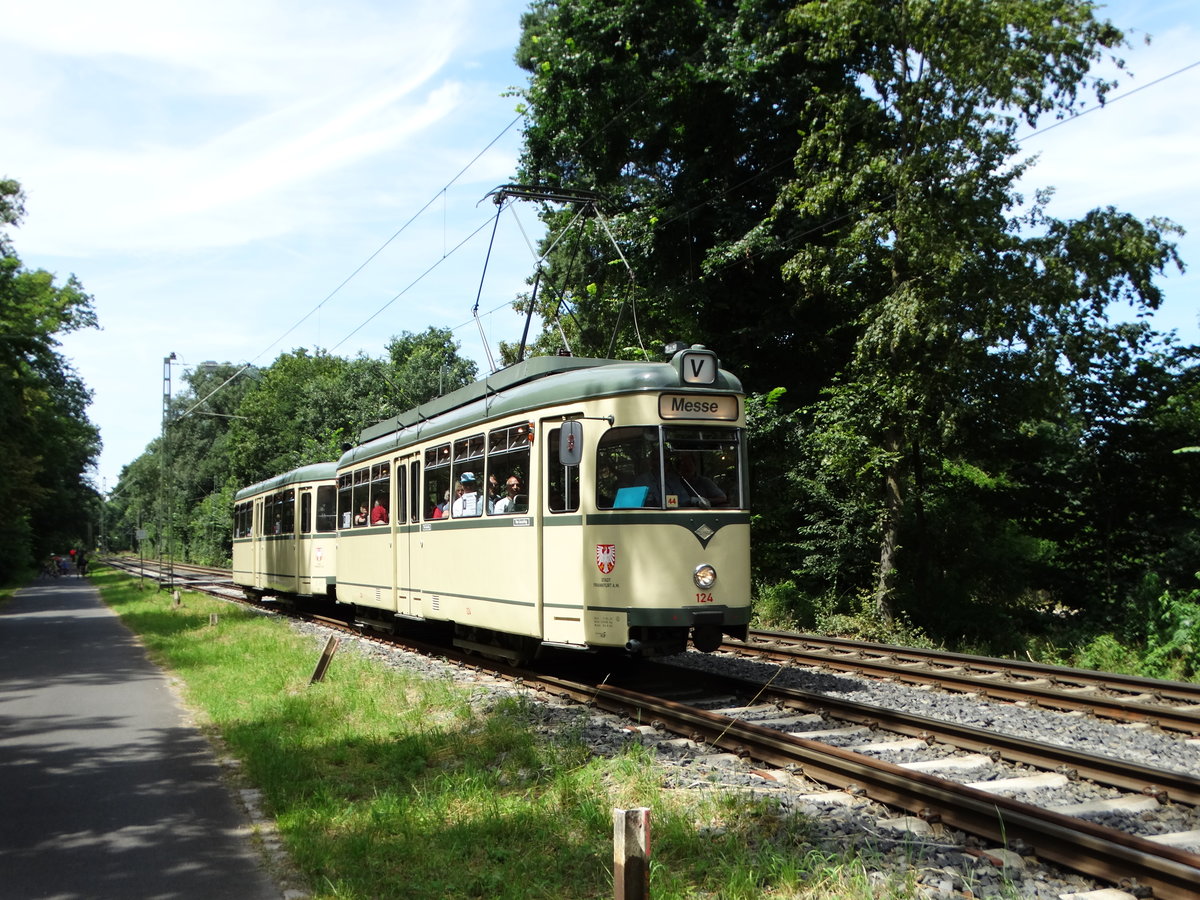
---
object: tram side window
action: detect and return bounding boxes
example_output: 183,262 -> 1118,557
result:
316,485 -> 337,532
281,490 -> 296,533
300,492 -> 312,534
547,427 -> 580,513
452,433 -> 485,517
348,467 -> 372,527
488,423 -> 531,515
337,473 -> 353,529
370,462 -> 390,525
234,502 -> 252,538
596,427 -> 660,509
453,434 -> 485,480
425,444 -> 451,519
409,461 -> 421,522
392,464 -> 407,525
266,491 -> 288,533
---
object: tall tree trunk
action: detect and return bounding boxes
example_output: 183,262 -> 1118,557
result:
874,431 -> 902,622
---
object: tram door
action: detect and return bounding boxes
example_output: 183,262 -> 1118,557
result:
540,420 -> 585,646
394,454 -> 419,618
253,497 -> 266,589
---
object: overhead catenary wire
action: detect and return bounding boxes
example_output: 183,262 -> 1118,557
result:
329,201 -> 516,353
257,111 -> 523,363
177,113 -> 525,419
471,203 -> 505,373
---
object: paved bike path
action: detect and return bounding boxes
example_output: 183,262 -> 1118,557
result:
0,577 -> 283,900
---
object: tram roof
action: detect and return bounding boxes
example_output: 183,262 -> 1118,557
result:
340,348 -> 742,468
235,461 -> 339,501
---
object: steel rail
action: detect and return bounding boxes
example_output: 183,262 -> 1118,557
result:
542,676 -> 1200,900
729,637 -> 1200,734
709,668 -> 1200,806
741,630 -> 1200,704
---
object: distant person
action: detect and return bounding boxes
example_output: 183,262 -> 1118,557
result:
353,504 -> 368,526
76,551 -> 89,576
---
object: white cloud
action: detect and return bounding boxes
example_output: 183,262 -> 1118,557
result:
3,0 -> 464,94
3,0 -> 475,255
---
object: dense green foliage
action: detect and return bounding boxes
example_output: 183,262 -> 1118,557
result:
512,0 -> 1200,660
104,328 -> 476,565
0,179 -> 101,582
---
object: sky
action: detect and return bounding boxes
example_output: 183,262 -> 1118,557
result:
2,0 -> 1198,495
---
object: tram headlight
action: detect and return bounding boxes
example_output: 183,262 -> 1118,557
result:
693,564 -> 717,590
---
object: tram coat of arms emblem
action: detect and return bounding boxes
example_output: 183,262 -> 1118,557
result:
596,543 -> 617,574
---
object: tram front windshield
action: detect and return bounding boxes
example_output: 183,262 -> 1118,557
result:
596,426 -> 742,510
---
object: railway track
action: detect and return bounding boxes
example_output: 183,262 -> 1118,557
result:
101,558 -> 1200,897
726,630 -> 1200,735
580,662 -> 1200,899
111,557 -> 235,588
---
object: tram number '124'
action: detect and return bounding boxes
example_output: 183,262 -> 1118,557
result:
696,593 -> 714,603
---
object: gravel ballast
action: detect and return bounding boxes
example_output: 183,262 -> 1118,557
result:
292,620 -> 1197,899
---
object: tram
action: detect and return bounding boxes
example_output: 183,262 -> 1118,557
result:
232,462 -> 338,600
234,344 -> 750,661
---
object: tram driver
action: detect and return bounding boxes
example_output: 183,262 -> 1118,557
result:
665,452 -> 726,509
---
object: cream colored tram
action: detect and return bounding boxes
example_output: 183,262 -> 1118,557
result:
232,462 -> 338,601
334,345 -> 750,661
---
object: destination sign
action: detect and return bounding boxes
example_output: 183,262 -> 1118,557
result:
658,393 -> 739,421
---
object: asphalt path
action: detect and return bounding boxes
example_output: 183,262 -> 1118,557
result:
0,576 -> 283,900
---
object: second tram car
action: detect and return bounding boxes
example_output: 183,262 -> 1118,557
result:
233,345 -> 750,661
233,463 -> 338,600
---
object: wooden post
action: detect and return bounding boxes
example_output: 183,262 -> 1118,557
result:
310,636 -> 340,684
613,807 -> 650,900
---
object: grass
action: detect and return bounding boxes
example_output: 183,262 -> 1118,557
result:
89,565 -> 1002,899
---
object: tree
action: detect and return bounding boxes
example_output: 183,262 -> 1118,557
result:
515,1 -> 1186,630
515,0 -> 852,386
386,327 -> 478,406
0,178 -> 101,579
107,328 -> 480,566
763,1 -> 1182,619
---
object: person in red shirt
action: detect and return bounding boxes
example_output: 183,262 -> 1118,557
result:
370,499 -> 388,525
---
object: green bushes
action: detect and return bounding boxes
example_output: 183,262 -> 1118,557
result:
753,572 -> 1200,683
